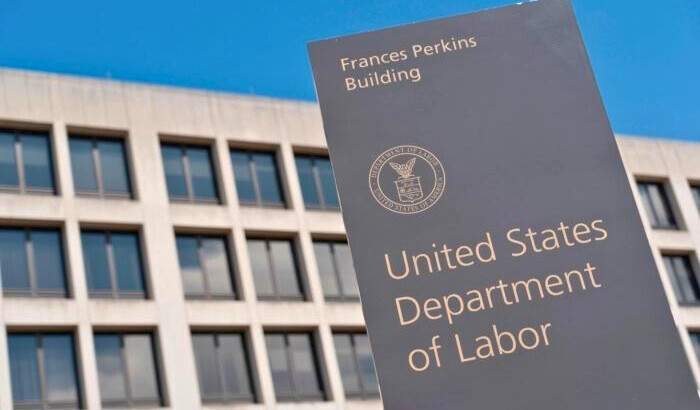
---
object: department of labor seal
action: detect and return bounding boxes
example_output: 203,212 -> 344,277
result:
368,145 -> 446,214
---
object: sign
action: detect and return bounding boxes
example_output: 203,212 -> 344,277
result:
308,0 -> 699,408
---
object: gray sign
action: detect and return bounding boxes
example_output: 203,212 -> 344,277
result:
308,0 -> 699,408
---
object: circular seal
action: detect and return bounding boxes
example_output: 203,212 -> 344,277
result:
368,145 -> 446,214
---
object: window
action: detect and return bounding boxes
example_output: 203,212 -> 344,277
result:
0,129 -> 55,194
247,238 -> 304,300
663,255 -> 700,304
333,333 -> 379,399
192,333 -> 255,404
69,136 -> 132,198
8,333 -> 81,409
161,143 -> 219,203
691,185 -> 700,212
230,149 -> 285,207
81,230 -> 146,298
314,241 -> 359,301
295,155 -> 339,210
690,332 -> 700,365
0,228 -> 67,297
94,333 -> 163,407
265,333 -> 324,402
637,182 -> 678,229
176,235 -> 236,299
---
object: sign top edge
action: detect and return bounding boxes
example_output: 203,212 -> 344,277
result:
306,0 -> 558,49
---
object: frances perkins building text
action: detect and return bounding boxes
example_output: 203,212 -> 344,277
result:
338,36 -> 478,91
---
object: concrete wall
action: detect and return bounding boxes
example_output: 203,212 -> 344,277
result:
0,67 -> 697,408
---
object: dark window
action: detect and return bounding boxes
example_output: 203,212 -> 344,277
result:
265,333 -> 324,402
295,155 -> 339,210
69,136 -> 131,198
161,144 -> 219,203
192,333 -> 255,404
637,182 -> 678,229
176,235 -> 236,299
81,230 -> 146,298
333,333 -> 378,399
663,254 -> 700,304
230,150 -> 285,207
0,227 -> 67,297
8,333 -> 81,409
690,332 -> 700,365
94,333 -> 163,407
247,238 -> 304,300
0,129 -> 55,194
691,185 -> 700,213
314,241 -> 359,301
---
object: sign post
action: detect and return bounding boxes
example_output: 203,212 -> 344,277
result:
308,0 -> 700,408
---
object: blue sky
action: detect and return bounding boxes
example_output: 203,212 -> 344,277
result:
0,1 -> 698,140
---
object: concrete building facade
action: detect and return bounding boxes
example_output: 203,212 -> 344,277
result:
0,67 -> 698,409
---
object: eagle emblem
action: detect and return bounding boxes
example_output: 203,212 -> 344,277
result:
389,157 -> 417,180
389,157 -> 423,203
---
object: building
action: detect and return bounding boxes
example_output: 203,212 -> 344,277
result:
0,67 -> 698,409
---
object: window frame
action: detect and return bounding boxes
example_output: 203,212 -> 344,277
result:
69,135 -> 133,199
265,332 -> 325,403
662,253 -> 700,305
7,332 -> 82,410
161,142 -> 220,204
230,148 -> 286,208
94,332 -> 164,408
248,237 -> 305,301
314,240 -> 359,302
0,129 -> 56,195
81,229 -> 147,299
191,332 -> 257,404
1,227 -> 68,298
295,154 -> 339,211
333,332 -> 379,399
176,234 -> 238,300
637,180 -> 679,230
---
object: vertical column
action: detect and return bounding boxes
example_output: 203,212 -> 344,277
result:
249,323 -> 277,406
215,137 -> 238,219
63,213 -> 87,302
77,323 -> 101,409
279,141 -> 305,215
51,120 -> 74,198
318,321 -> 346,403
297,227 -> 326,306
65,218 -> 99,408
